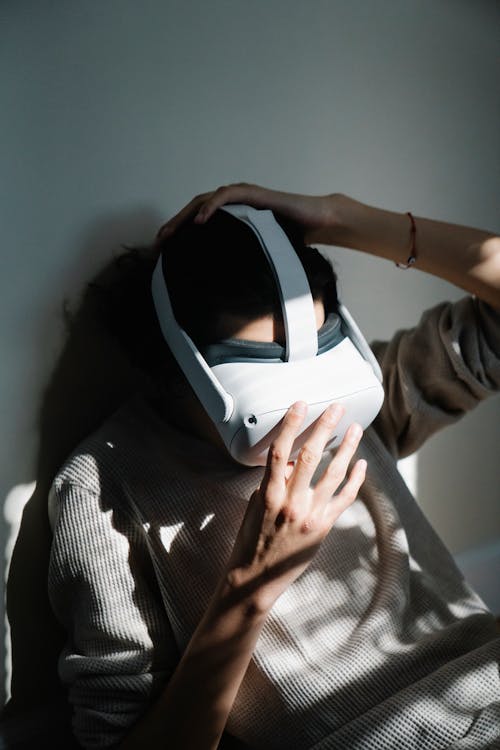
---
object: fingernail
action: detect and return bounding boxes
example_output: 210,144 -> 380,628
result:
292,401 -> 307,415
358,459 -> 367,472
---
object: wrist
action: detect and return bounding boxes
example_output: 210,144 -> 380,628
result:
327,193 -> 369,247
306,193 -> 366,247
215,568 -> 276,621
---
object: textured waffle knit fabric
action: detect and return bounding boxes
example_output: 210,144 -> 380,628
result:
48,297 -> 500,749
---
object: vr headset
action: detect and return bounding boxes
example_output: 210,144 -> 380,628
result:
152,204 -> 384,467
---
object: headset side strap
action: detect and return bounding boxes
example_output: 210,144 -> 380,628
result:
338,303 -> 383,383
151,259 -> 234,423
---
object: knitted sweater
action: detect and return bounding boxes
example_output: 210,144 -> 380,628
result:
48,297 -> 500,750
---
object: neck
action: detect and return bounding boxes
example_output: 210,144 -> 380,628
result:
157,382 -> 228,453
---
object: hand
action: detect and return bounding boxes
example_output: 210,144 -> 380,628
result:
156,182 -> 344,246
220,401 -> 366,614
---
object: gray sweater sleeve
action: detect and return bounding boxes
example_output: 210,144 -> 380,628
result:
48,476 -> 179,749
370,296 -> 500,459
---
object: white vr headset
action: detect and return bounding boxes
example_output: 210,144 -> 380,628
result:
152,204 -> 384,467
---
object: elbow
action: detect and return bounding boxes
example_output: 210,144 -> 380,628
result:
473,236 -> 500,310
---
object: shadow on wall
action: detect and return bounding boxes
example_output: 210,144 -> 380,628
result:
0,210 -> 163,749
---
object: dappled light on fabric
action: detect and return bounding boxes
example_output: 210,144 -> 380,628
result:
47,389 -> 500,748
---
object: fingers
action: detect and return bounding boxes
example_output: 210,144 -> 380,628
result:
314,422 -> 365,504
262,401 -> 308,499
155,182 -> 284,241
155,191 -> 215,241
258,403 -> 366,546
155,183 -> 334,245
192,183 -> 259,224
286,404 -> 345,498
324,458 -> 367,526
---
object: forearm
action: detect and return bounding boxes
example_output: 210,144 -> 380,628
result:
307,195 -> 500,309
118,581 -> 267,750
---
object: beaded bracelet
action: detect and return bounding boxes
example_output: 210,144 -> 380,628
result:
396,211 -> 417,269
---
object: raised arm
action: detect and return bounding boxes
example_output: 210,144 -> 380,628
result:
157,184 -> 500,310
118,404 -> 365,749
315,194 -> 500,310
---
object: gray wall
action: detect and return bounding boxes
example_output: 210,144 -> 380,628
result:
1,0 -> 499,714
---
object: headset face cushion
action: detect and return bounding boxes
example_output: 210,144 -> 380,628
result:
200,312 -> 344,366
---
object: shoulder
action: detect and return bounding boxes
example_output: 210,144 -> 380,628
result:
48,396 -> 160,524
48,392 -> 237,528
369,296 -> 500,458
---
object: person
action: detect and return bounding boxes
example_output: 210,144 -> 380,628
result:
47,183 -> 500,750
